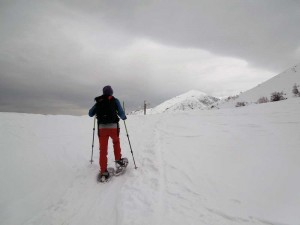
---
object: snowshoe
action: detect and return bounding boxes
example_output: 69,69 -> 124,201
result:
97,167 -> 115,183
115,158 -> 128,176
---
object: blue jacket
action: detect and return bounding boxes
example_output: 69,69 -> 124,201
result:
88,97 -> 127,120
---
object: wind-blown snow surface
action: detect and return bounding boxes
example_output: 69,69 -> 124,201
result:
1,98 -> 300,225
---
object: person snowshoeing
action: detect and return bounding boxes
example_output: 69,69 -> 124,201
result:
89,85 -> 127,181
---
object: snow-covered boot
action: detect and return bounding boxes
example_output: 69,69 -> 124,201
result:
115,158 -> 128,176
99,170 -> 111,182
115,158 -> 128,168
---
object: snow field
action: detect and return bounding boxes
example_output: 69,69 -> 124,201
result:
1,98 -> 300,225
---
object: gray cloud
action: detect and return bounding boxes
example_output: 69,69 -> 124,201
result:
0,0 -> 299,115
92,0 -> 300,71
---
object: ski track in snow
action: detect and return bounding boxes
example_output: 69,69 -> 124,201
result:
118,116 -> 167,225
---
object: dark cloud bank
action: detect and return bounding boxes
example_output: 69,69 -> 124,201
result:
0,0 -> 299,115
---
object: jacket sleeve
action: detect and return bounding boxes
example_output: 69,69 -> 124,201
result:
115,98 -> 127,120
88,104 -> 96,117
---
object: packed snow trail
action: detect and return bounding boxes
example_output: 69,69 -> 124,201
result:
1,98 -> 300,225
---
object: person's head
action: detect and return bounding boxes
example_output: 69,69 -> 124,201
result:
103,85 -> 113,96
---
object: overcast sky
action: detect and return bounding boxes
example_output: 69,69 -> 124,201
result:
0,0 -> 299,115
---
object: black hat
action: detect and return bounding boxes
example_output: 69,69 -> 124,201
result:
103,85 -> 113,95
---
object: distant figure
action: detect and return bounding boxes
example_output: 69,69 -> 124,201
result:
89,85 -> 127,181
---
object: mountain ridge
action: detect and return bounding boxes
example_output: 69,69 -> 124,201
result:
131,90 -> 219,114
215,63 -> 300,108
131,63 -> 300,114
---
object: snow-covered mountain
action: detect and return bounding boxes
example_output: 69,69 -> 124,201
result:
133,90 -> 219,114
217,63 -> 300,108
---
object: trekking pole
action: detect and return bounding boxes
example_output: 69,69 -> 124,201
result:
123,102 -> 138,169
90,116 -> 96,164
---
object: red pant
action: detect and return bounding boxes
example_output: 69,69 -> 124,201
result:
98,128 -> 122,172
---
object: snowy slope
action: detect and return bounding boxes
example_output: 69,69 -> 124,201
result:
133,90 -> 219,114
218,63 -> 300,108
1,98 -> 300,225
